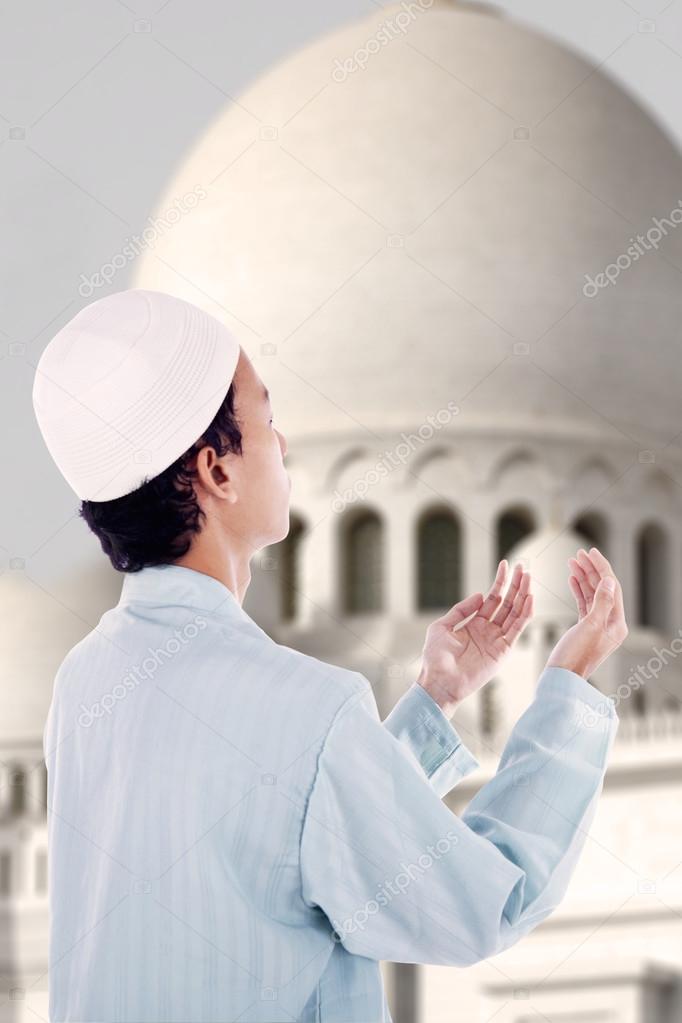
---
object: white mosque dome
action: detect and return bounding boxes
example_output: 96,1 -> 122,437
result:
508,527 -> 586,623
134,1 -> 682,448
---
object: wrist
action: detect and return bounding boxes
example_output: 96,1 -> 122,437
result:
546,656 -> 591,679
416,675 -> 462,718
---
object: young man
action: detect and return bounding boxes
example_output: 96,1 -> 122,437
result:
32,289 -> 627,1022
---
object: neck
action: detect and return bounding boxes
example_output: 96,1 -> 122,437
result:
173,530 -> 252,607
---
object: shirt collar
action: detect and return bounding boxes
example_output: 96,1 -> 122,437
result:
117,563 -> 257,628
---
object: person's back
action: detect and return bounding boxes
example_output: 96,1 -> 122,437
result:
45,564 -> 379,1022
45,558 -> 625,1022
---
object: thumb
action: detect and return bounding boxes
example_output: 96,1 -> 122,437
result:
588,576 -> 616,625
437,591 -> 484,629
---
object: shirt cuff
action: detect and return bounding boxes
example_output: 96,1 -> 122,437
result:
382,682 -> 480,797
536,666 -> 619,732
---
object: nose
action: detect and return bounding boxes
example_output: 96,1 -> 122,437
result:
278,429 -> 287,459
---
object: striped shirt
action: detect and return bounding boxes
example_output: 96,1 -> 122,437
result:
44,563 -> 618,1021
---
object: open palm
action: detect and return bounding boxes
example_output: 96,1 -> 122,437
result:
546,546 -> 628,679
417,561 -> 533,717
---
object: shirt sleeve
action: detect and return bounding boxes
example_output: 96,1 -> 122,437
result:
299,666 -> 618,967
381,682 -> 480,796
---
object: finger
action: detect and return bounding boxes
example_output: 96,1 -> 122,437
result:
437,591 -> 484,629
500,574 -> 531,636
587,575 -> 616,627
496,568 -> 529,630
478,559 -> 509,619
586,547 -> 614,577
504,592 -> 533,646
587,547 -> 625,619
568,573 -> 588,618
576,548 -> 600,590
569,557 -> 593,610
491,562 -> 523,626
570,555 -> 593,596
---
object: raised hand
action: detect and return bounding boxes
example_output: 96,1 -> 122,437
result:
417,560 -> 533,718
547,547 -> 628,679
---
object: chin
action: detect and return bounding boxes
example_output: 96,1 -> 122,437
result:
267,513 -> 291,546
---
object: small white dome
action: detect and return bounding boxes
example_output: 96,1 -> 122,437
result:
0,566 -> 122,743
508,528 -> 585,622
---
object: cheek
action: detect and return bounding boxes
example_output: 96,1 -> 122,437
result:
254,440 -> 285,480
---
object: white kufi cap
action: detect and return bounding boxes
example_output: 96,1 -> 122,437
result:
32,289 -> 241,501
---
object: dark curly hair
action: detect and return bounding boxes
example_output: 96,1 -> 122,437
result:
79,382 -> 242,573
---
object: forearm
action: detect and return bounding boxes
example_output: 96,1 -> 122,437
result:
382,681 -> 480,796
460,666 -> 618,952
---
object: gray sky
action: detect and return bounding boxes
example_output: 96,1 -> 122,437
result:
470,0 -> 682,149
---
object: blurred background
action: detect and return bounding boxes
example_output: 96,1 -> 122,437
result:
2,0 -> 682,1020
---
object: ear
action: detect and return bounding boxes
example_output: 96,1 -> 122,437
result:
194,445 -> 238,503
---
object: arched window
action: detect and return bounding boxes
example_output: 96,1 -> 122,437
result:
480,679 -> 498,737
417,508 -> 462,610
572,512 -> 608,554
9,765 -> 27,817
343,510 -> 383,613
636,523 -> 669,630
544,624 -> 559,647
496,506 -> 535,563
280,514 -> 306,622
38,762 -> 48,816
0,851 -> 11,896
632,687 -> 646,716
35,849 -> 48,895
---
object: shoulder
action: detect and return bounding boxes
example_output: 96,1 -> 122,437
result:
268,640 -> 371,713
243,633 -> 373,733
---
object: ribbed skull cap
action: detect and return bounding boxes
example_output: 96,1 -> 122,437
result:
32,289 -> 241,501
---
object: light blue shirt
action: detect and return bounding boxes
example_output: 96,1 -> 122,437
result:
44,563 -> 618,1022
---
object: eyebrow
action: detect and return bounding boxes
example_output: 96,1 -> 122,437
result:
262,384 -> 271,403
